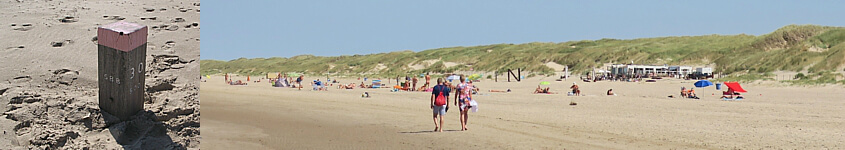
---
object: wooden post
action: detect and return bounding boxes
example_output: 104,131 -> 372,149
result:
564,66 -> 568,80
98,21 -> 147,121
495,71 -> 498,82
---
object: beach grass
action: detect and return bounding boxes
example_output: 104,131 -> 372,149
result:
202,25 -> 845,84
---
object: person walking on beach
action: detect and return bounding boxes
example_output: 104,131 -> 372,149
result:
455,75 -> 473,131
412,76 -> 418,91
570,82 -> 580,96
431,78 -> 451,132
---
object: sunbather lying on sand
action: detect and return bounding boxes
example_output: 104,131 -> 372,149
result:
338,83 -> 356,89
229,80 -> 247,85
489,89 -> 511,93
533,86 -> 554,94
720,89 -> 743,99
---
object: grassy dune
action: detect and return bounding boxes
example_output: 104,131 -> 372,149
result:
202,25 -> 845,84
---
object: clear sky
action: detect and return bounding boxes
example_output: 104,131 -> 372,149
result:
201,0 -> 845,61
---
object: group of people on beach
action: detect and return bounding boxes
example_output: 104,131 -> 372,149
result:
431,75 -> 477,132
224,73 -> 249,85
263,73 -> 304,90
393,74 -> 432,92
679,87 -> 698,99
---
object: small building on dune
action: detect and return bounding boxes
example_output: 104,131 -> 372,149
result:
609,64 -> 706,78
609,64 -> 669,77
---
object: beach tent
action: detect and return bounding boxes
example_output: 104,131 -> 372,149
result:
274,79 -> 283,87
693,80 -> 713,88
723,82 -> 747,93
372,80 -> 381,88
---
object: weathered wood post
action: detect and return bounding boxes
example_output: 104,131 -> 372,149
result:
98,21 -> 147,121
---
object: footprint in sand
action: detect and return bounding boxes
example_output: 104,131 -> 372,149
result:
151,24 -> 179,31
103,15 -> 126,20
184,22 -> 199,28
5,45 -> 25,50
141,16 -> 157,21
48,68 -> 80,86
12,23 -> 33,31
164,24 -> 178,31
171,17 -> 185,23
145,8 -> 155,12
51,40 -> 73,48
161,41 -> 176,52
59,16 -> 77,23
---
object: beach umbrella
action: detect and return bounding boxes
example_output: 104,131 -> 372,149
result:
447,75 -> 460,81
468,74 -> 482,80
693,80 -> 713,88
539,81 -> 550,85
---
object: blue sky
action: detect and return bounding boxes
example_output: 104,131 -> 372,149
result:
201,0 -> 845,61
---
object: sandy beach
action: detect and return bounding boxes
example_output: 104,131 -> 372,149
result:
202,75 -> 844,149
1,0 -> 200,149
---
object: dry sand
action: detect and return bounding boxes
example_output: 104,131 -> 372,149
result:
202,75 -> 844,149
1,0 -> 200,149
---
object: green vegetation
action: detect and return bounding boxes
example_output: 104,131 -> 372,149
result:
202,25 -> 845,84
713,73 -> 775,83
783,71 -> 845,85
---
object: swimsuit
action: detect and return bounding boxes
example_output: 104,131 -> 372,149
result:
458,83 -> 472,111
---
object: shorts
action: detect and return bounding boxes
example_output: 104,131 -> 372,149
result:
433,105 -> 447,115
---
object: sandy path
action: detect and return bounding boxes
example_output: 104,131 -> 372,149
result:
202,75 -> 844,149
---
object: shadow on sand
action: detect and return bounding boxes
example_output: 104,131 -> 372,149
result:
102,110 -> 186,150
399,129 -> 462,134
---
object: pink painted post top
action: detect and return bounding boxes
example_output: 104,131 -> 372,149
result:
98,21 -> 148,52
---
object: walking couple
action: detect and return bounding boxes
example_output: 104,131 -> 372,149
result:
430,75 -> 475,132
